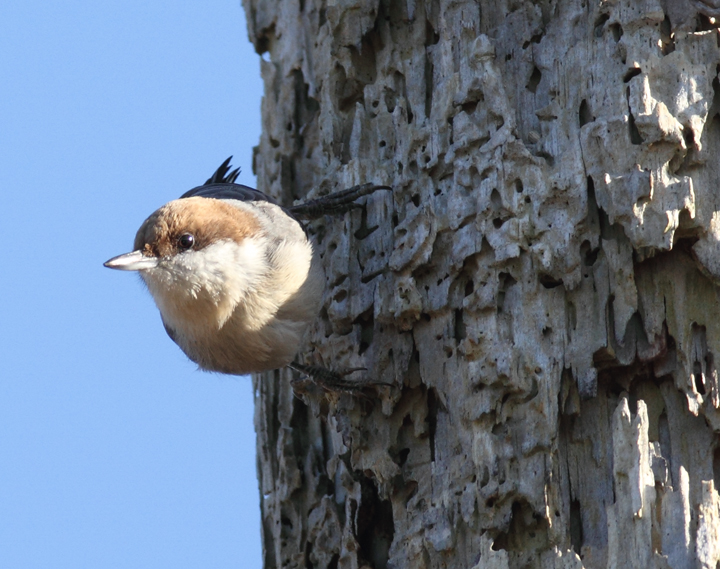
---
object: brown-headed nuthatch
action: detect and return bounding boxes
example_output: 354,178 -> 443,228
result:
104,158 -> 390,390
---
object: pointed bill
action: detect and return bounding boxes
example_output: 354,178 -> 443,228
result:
104,250 -> 158,271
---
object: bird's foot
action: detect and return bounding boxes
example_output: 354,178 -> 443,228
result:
288,361 -> 392,393
289,183 -> 392,219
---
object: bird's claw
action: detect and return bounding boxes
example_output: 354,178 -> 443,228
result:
288,362 -> 392,393
289,184 -> 392,219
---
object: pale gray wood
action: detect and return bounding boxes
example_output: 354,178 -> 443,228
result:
243,1 -> 720,567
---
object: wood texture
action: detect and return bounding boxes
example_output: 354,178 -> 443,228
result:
243,1 -> 720,567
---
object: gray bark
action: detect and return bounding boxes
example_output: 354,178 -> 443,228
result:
243,1 -> 720,567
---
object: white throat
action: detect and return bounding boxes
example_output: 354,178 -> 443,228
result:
141,238 -> 267,333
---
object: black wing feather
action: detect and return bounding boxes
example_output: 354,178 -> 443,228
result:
180,156 -> 280,206
180,182 -> 280,205
203,156 -> 240,185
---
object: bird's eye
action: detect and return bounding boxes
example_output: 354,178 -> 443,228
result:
178,233 -> 195,250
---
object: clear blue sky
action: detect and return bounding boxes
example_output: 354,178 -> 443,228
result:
0,1 -> 264,567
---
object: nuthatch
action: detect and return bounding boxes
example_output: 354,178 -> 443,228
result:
105,158 -> 390,389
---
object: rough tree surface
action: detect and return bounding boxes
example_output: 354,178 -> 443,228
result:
243,0 -> 720,567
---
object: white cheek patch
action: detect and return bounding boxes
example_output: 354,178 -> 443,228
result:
141,238 -> 268,330
192,238 -> 267,304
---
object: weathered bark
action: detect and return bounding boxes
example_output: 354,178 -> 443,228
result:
243,1 -> 720,567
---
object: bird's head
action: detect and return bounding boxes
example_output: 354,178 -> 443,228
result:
104,197 -> 266,329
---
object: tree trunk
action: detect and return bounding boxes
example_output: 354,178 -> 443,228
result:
243,1 -> 720,567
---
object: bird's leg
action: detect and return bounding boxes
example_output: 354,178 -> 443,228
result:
289,184 -> 392,219
287,361 -> 392,393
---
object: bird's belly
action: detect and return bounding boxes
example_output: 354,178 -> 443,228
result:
177,316 -> 310,375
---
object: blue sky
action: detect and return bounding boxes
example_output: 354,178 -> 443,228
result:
0,1 -> 264,567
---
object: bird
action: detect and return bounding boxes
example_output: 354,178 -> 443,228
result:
104,157 -> 390,390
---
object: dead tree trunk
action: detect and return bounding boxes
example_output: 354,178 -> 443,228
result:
243,1 -> 720,567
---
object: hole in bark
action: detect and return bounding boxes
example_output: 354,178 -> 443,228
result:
255,22 -> 275,56
514,179 -> 524,193
566,302 -> 577,333
398,448 -> 410,466
493,217 -> 505,228
411,194 -> 420,207
579,99 -> 593,127
623,67 -> 641,83
539,274 -> 563,289
465,280 -> 475,297
593,13 -> 610,37
536,151 -> 555,166
522,33 -> 544,49
667,159 -> 691,197
707,350 -> 715,387
526,66 -> 542,93
425,51 -> 434,118
570,499 -> 584,554
357,477 -> 394,569
682,127 -> 696,162
462,100 -> 479,114
335,65 -> 361,112
401,480 -> 418,506
454,309 -> 466,341
580,240 -> 599,266
425,19 -> 439,45
497,272 -> 517,312
713,447 -> 720,493
333,290 -> 347,303
354,308 -> 374,355
427,388 -> 438,462
479,466 -> 490,487
697,13 -> 716,32
290,397 -> 311,477
658,411 -> 673,485
354,206 -> 379,240
383,71 -> 407,114
493,501 -> 549,552
694,364 -> 706,395
609,23 -> 623,41
627,88 -> 644,145
660,15 -> 675,55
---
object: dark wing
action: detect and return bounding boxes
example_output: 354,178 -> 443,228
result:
204,156 -> 240,185
162,320 -> 178,345
179,156 -> 280,206
184,157 -> 392,224
180,182 -> 280,205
